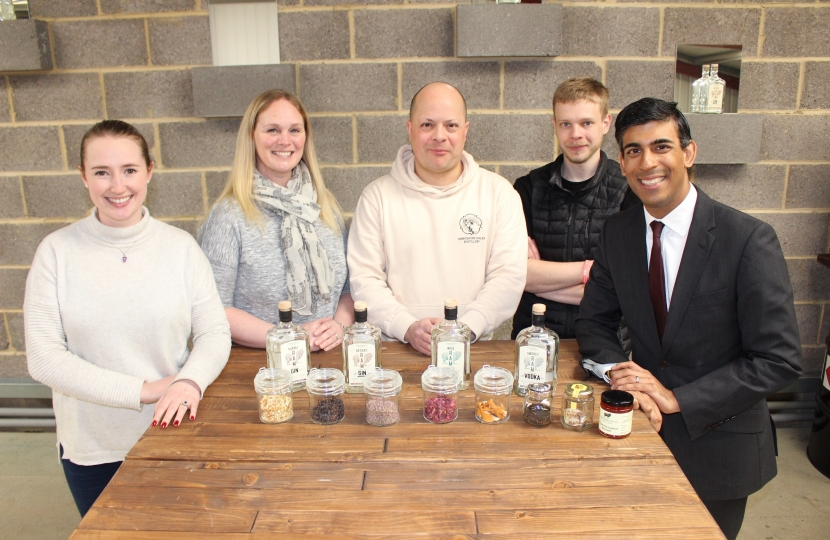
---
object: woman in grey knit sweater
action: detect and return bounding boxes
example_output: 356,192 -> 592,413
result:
199,90 -> 354,351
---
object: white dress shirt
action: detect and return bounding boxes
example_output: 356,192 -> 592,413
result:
645,185 -> 698,309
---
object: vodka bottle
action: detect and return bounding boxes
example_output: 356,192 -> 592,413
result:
702,63 -> 726,114
430,298 -> 471,390
513,304 -> 559,397
342,301 -> 382,393
691,64 -> 710,113
265,301 -> 311,391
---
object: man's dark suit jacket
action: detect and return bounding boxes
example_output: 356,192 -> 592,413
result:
575,187 -> 802,500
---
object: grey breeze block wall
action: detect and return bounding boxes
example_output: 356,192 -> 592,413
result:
0,0 -> 828,379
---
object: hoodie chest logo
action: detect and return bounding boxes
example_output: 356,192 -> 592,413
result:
458,214 -> 485,243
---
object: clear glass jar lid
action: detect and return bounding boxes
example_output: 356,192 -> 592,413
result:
363,368 -> 403,398
564,382 -> 594,401
306,368 -> 345,396
527,381 -> 553,399
421,365 -> 461,393
254,367 -> 292,393
473,365 -> 514,394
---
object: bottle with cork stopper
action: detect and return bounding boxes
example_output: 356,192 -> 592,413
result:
430,298 -> 471,390
513,303 -> 559,397
265,301 -> 311,391
342,301 -> 382,393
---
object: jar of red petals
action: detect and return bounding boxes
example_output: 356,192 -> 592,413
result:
421,366 -> 461,424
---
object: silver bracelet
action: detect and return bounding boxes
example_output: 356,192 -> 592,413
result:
334,320 -> 346,332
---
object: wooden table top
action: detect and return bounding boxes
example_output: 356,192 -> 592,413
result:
71,340 -> 723,539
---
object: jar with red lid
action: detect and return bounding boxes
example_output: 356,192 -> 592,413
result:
598,390 -> 634,439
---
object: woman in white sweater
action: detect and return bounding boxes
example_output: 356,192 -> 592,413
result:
24,120 -> 231,516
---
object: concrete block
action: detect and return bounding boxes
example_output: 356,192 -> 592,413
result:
603,113 -> 619,159
503,60 -> 601,110
279,11 -> 349,61
499,165 -> 535,185
0,20 -> 52,71
457,4 -> 562,58
821,306 -> 830,348
788,258 -> 830,302
0,355 -> 29,378
738,62 -> 800,111
192,65 -> 296,118
101,0 -> 192,14
662,8 -> 761,57
796,304 -> 821,345
23,175 -> 91,218
0,80 -> 9,123
562,7 -> 659,58
146,172 -> 204,218
801,62 -> 830,110
10,74 -> 102,122
750,212 -> 829,258
402,61 -> 501,110
7,312 -> 24,351
786,166 -> 830,209
28,0 -> 98,17
0,223 -> 65,266
357,115 -> 408,164
52,19 -> 147,69
0,127 -> 63,172
311,116 -> 353,165
300,64 -> 397,113
466,113 -> 553,163
148,16 -> 211,66
686,114 -> 763,164
64,123 -> 155,170
277,0 -> 301,6
802,346 -> 825,376
322,166 -> 387,213
105,70 -> 193,119
0,177 -> 24,219
764,8 -> 830,58
606,61 -> 675,110
761,115 -> 830,162
355,9 -> 453,59
0,269 -> 28,309
158,119 -> 240,168
205,171 -> 230,206
693,164 -> 785,210
162,219 -> 199,238
0,318 -> 7,351
306,0 -> 402,5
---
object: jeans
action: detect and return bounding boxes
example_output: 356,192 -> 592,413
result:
60,445 -> 122,517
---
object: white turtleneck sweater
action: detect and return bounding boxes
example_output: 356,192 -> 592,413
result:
24,209 -> 231,466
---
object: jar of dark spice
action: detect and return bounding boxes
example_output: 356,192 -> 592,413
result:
598,390 -> 634,439
474,365 -> 513,424
561,382 -> 594,432
306,368 -> 346,425
522,381 -> 552,427
363,368 -> 403,427
421,365 -> 460,424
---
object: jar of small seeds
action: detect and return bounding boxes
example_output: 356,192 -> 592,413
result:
522,381 -> 552,427
561,382 -> 594,432
421,366 -> 461,424
473,365 -> 513,424
254,367 -> 294,424
363,368 -> 403,427
306,368 -> 346,425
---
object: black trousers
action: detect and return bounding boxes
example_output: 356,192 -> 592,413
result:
702,496 -> 748,540
60,446 -> 122,517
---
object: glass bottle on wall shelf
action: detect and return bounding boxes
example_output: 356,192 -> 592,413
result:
431,298 -> 471,390
342,301 -> 382,394
701,63 -> 726,114
265,301 -> 311,391
691,64 -> 710,113
513,303 -> 559,397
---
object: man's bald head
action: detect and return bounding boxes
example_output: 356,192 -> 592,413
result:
409,82 -> 467,121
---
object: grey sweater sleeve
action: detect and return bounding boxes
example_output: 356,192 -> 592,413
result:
198,201 -> 241,307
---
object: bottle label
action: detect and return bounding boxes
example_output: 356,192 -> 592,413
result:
707,84 -> 724,111
517,346 -> 547,388
598,409 -> 633,436
436,342 -> 466,382
347,343 -> 376,386
280,340 -> 308,384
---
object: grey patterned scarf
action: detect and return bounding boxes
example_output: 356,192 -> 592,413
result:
253,162 -> 334,316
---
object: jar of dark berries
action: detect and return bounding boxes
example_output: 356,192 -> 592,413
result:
306,368 -> 346,425
473,365 -> 513,424
522,381 -> 552,427
363,368 -> 403,427
421,365 -> 460,424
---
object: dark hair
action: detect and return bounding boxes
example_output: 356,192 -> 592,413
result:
409,81 -> 468,121
614,98 -> 692,151
79,120 -> 152,170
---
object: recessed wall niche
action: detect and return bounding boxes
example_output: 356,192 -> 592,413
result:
675,45 -> 742,114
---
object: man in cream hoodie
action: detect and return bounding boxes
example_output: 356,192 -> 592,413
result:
348,82 -> 527,355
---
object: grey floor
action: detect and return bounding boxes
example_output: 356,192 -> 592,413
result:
1,427 -> 828,540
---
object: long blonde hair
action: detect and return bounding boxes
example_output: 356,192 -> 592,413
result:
214,89 -> 343,231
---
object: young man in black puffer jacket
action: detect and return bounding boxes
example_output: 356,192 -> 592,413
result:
512,78 -> 640,339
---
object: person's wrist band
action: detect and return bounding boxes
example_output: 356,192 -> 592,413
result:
582,260 -> 591,285
334,320 -> 346,331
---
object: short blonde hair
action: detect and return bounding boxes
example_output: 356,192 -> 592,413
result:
552,77 -> 610,118
213,89 -> 343,231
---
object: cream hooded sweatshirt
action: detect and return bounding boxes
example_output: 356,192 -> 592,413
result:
348,145 -> 527,341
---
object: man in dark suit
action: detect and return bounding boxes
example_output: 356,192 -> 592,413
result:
575,98 -> 802,540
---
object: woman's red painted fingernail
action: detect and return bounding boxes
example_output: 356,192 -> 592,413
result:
173,420 -> 179,427
190,416 -> 195,421
161,422 -> 167,429
152,420 -> 157,427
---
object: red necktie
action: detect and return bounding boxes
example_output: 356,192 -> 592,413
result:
649,221 -> 668,342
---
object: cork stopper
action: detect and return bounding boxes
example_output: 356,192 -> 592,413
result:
444,298 -> 458,309
532,303 -> 546,315
278,301 -> 292,311
354,301 -> 367,312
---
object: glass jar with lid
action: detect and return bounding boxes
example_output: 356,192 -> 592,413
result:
522,381 -> 552,427
306,368 -> 346,425
598,390 -> 634,439
421,365 -> 461,424
473,365 -> 513,424
254,367 -> 294,424
561,382 -> 594,432
363,368 -> 403,427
